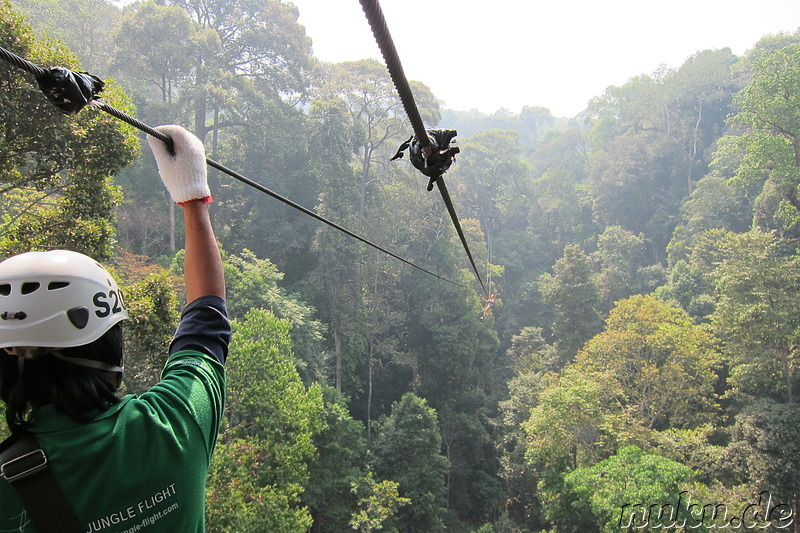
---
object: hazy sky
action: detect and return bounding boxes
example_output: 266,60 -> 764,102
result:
290,0 -> 800,117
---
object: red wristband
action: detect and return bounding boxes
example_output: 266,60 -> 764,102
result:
178,196 -> 214,206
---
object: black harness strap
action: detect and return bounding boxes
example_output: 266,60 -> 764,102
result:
0,431 -> 83,533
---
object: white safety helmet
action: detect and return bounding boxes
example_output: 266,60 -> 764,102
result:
0,250 -> 129,355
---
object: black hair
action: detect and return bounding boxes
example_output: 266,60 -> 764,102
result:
0,324 -> 124,432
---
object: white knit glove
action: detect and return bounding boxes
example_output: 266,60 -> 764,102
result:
147,125 -> 211,204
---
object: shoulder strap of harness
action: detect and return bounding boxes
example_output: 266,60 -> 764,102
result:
0,430 -> 83,532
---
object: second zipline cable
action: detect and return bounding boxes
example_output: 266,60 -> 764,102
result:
358,0 -> 488,295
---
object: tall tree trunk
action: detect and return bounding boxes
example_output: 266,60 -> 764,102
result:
367,344 -> 374,441
334,329 -> 342,392
688,99 -> 703,193
358,142 -> 372,221
193,55 -> 207,140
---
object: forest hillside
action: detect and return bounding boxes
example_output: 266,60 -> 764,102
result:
1,1 -> 800,531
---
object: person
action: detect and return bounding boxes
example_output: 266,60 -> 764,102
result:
481,293 -> 495,319
0,125 -> 229,532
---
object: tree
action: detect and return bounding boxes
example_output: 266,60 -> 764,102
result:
109,0 -> 320,268
404,272 -> 495,407
724,399 -> 800,527
529,167 -> 593,259
111,1 -> 196,105
496,334 -> 553,529
349,473 -> 410,533
654,259 -> 715,322
108,0 -> 209,254
506,326 -> 559,375
207,436 -> 317,533
215,249 -> 325,384
577,294 -> 721,430
589,130 -> 682,257
115,252 -> 180,392
524,367 -> 622,473
538,244 -> 603,361
585,51 -> 740,259
213,96 -> 318,277
564,445 -> 695,532
0,0 -> 138,258
316,59 -> 440,221
305,387 -> 368,532
529,127 -> 590,187
520,106 -> 556,144
453,129 -> 531,225
710,230 -> 800,404
523,367 -> 623,532
652,424 -> 725,487
207,309 -> 324,532
490,229 -> 550,344
523,294 -> 722,530
371,393 -> 450,532
438,404 -> 505,528
658,227 -> 731,324
727,38 -> 800,236
344,157 -> 505,530
498,374 -> 552,529
306,99 -> 364,393
166,0 -> 315,137
591,225 -> 650,309
12,0 -> 119,72
669,49 -> 738,194
666,176 -> 751,265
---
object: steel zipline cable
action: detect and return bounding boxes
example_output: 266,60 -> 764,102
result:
358,0 -> 488,296
0,45 -> 471,291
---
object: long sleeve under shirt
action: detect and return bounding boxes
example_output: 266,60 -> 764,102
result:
0,295 -> 231,533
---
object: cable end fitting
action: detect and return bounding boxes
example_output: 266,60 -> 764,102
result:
36,67 -> 105,115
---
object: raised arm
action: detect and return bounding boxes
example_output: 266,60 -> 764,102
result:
182,200 -> 225,302
147,125 -> 224,303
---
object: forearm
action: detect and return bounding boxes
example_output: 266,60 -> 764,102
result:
183,200 -> 225,303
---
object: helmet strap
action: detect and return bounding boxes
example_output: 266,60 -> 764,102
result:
49,350 -> 123,374
4,346 -> 41,373
4,347 -> 123,388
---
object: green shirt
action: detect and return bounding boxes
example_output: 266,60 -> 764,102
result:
0,349 -> 226,532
